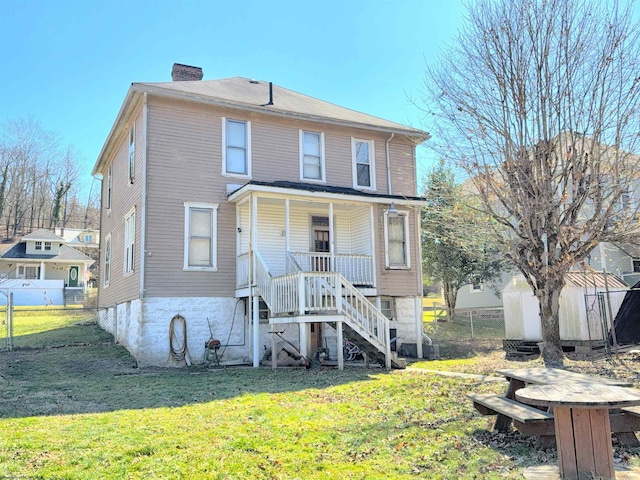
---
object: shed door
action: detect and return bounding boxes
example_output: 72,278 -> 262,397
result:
68,266 -> 79,287
522,293 -> 542,340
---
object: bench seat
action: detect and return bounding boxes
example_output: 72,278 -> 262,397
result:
469,393 -> 553,423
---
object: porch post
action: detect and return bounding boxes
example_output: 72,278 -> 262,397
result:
369,205 -> 376,288
251,194 -> 260,368
299,322 -> 308,359
336,320 -> 344,371
271,323 -> 277,370
253,294 -> 260,368
39,261 -> 45,280
415,208 -> 424,359
285,199 -> 290,268
415,297 -> 423,359
328,202 -> 334,270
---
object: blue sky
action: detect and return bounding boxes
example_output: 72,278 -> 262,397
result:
1,0 -> 464,196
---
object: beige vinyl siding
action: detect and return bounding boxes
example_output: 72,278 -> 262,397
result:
374,205 -> 421,296
256,201 -> 287,276
389,142 -> 417,197
145,96 -> 416,194
126,96 -> 420,299
99,108 -> 144,308
143,100 -> 236,298
350,207 -> 372,254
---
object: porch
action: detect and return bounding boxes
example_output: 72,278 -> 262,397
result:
227,181 -> 425,369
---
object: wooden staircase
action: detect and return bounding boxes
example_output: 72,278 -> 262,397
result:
252,251 -> 402,369
341,323 -> 406,369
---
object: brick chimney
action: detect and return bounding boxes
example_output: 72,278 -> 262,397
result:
171,63 -> 203,81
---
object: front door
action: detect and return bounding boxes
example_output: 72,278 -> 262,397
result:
311,218 -> 331,353
68,266 -> 79,287
313,229 -> 330,271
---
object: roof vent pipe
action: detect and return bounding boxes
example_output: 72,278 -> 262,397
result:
262,82 -> 274,106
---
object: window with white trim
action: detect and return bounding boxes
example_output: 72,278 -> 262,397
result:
222,118 -> 251,176
44,242 -> 51,251
129,122 -> 135,183
384,211 -> 410,269
106,164 -> 112,209
352,138 -> 375,189
380,297 -> 395,320
470,282 -> 483,292
124,209 -> 135,275
184,202 -> 218,270
17,265 -> 40,280
104,234 -> 111,286
300,130 -> 325,181
633,259 -> 640,273
35,241 -> 42,250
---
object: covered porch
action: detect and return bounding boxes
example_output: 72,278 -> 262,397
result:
231,187 -> 380,294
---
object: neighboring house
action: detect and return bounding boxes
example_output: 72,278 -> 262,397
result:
54,227 -> 100,249
54,227 -> 100,288
0,229 -> 94,306
92,63 -> 428,369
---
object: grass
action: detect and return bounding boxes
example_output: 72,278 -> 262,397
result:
0,324 -> 552,479
1,307 -> 99,348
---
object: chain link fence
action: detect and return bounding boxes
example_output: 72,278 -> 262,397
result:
1,302 -> 98,351
423,303 -> 505,344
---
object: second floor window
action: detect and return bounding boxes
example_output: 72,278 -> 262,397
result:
352,138 -> 375,189
300,131 -> 325,181
104,234 -> 111,286
129,123 -> 135,183
35,241 -> 42,250
44,242 -> 51,251
223,118 -> 251,176
124,209 -> 136,275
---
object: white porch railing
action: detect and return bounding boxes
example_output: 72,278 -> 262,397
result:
289,252 -> 374,286
253,251 -> 388,357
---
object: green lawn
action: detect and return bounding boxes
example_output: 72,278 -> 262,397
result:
1,307 -> 99,348
0,324 -> 551,479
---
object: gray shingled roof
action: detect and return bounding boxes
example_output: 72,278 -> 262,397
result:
1,242 -> 93,263
22,228 -> 65,242
134,77 -> 427,136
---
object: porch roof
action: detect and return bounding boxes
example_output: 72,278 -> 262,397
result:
228,180 -> 427,206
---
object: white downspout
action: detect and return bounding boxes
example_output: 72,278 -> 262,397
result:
385,133 -> 395,195
415,208 -> 424,359
139,93 -> 148,300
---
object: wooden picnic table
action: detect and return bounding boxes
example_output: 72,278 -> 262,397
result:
516,383 -> 640,480
493,368 -> 632,432
469,368 -> 640,449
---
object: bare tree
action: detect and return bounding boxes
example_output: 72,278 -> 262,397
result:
423,0 -> 640,365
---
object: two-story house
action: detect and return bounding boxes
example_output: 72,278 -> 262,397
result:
93,63 -> 428,368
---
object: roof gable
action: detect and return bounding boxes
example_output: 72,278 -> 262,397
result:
22,229 -> 65,242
